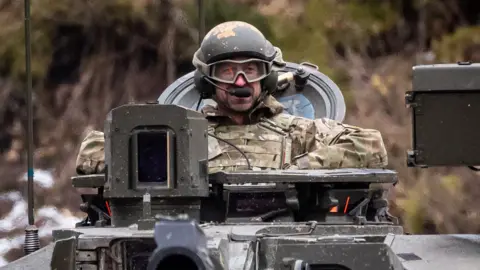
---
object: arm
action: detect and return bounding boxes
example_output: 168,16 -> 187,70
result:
75,130 -> 106,174
290,117 -> 388,169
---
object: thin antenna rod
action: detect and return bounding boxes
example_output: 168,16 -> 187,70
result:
197,0 -> 205,45
25,0 -> 34,226
24,0 -> 40,255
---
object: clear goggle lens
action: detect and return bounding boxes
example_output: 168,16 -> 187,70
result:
209,59 -> 269,84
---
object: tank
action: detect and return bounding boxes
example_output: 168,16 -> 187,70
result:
3,61 -> 480,270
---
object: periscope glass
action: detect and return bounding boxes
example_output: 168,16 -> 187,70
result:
137,131 -> 169,184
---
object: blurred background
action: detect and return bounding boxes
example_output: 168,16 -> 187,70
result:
0,0 -> 479,265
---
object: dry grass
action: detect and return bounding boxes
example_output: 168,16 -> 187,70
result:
0,0 -> 198,189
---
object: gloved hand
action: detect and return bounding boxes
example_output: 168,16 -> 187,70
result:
75,130 -> 106,174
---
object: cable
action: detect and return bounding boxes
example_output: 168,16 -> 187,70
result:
207,133 -> 252,170
195,97 -> 202,111
468,166 -> 480,172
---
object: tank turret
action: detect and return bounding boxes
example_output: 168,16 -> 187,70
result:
6,59 -> 480,270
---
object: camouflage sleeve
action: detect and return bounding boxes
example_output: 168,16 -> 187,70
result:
75,130 -> 106,174
290,118 -> 388,169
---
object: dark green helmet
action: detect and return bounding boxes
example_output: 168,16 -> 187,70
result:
196,21 -> 276,64
193,21 -> 277,75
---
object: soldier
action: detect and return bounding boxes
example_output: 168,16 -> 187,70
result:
76,21 -> 388,175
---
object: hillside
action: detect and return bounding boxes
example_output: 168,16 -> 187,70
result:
0,0 -> 479,264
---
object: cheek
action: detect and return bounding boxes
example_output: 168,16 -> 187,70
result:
214,87 -> 228,101
253,83 -> 262,96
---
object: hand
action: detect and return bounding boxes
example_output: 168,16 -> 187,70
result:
75,130 -> 105,174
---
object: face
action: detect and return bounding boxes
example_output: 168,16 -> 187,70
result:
212,58 -> 263,112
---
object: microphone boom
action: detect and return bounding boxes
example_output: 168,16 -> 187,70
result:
228,88 -> 252,97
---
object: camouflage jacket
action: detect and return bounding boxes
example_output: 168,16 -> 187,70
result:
75,95 -> 388,174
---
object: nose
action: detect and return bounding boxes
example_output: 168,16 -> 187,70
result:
234,74 -> 247,86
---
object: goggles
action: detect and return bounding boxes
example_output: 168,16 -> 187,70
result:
207,58 -> 270,84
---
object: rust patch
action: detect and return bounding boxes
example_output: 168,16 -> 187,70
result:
205,21 -> 263,40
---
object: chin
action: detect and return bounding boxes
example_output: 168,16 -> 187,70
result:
230,104 -> 253,112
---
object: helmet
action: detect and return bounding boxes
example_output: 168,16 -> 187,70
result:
192,21 -> 279,99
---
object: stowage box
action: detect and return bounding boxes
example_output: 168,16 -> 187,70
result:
406,62 -> 480,167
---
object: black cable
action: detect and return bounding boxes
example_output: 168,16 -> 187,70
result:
207,133 -> 252,170
468,166 -> 480,172
195,97 -> 202,111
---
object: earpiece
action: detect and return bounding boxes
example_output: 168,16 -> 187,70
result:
261,70 -> 278,94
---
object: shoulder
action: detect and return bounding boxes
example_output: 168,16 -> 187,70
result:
269,113 -> 373,133
270,113 -> 310,128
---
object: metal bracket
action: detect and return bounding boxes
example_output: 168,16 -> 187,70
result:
347,197 -> 370,225
283,258 -> 311,270
319,189 -> 339,210
371,198 -> 399,224
285,189 -> 300,211
406,150 -> 418,167
299,62 -> 319,70
407,150 -> 427,168
293,67 -> 310,91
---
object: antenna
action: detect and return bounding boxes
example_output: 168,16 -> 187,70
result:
197,0 -> 205,45
23,0 -> 40,255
